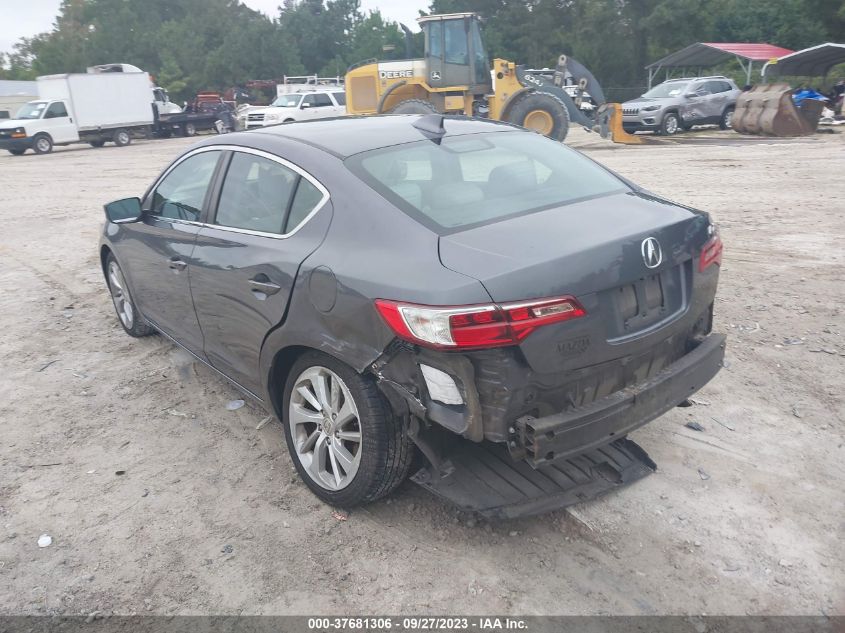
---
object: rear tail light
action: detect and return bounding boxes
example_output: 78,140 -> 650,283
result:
699,234 -> 723,272
375,296 -> 586,350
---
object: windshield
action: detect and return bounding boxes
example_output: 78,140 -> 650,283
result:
345,131 -> 627,232
642,82 -> 688,98
271,94 -> 302,107
16,102 -> 48,120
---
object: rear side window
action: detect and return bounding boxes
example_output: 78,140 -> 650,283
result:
332,92 -> 346,106
149,151 -> 220,221
346,131 -> 627,232
285,179 -> 323,232
214,152 -> 327,235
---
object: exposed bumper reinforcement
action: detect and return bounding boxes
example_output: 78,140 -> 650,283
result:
411,436 -> 656,519
518,333 -> 726,467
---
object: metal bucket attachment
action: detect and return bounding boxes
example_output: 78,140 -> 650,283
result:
733,84 -> 823,137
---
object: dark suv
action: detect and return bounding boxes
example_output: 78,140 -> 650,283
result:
100,115 -> 725,517
622,76 -> 740,135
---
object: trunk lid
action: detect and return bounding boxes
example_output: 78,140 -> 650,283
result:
439,191 -> 712,373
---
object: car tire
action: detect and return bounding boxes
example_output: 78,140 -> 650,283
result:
388,99 -> 438,115
182,122 -> 197,137
113,129 -> 131,146
719,107 -> 735,130
506,91 -> 571,142
659,112 -> 680,135
33,133 -> 53,154
282,351 -> 414,507
105,254 -> 154,338
90,140 -> 106,148
7,148 -> 26,156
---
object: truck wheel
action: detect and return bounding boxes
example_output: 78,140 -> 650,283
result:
182,122 -> 197,137
506,92 -> 571,142
113,129 -> 131,146
33,134 -> 53,154
89,140 -> 106,148
7,148 -> 26,156
282,351 -> 414,507
389,99 -> 438,115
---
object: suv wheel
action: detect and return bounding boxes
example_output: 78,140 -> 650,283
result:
282,351 -> 413,507
720,107 -> 735,130
106,254 -> 154,337
659,112 -> 680,135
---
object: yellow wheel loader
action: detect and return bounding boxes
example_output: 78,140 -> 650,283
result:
345,12 -> 636,144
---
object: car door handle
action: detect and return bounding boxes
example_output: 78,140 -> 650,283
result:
248,277 -> 282,295
169,258 -> 187,271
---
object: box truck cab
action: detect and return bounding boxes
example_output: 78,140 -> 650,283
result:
0,67 -> 156,155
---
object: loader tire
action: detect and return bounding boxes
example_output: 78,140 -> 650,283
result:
506,92 -> 570,142
389,99 -> 438,115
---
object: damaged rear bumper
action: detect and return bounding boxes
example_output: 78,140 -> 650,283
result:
518,333 -> 726,466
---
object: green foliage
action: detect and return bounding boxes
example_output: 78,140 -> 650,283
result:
1,0 -> 843,97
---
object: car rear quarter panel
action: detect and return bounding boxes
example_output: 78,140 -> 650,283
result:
256,147 -> 493,402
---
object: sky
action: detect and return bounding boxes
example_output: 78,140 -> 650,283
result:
0,0 -> 429,55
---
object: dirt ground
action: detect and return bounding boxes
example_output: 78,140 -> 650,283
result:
0,128 -> 842,617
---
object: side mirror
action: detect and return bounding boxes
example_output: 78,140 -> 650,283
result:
301,102 -> 311,109
104,197 -> 142,223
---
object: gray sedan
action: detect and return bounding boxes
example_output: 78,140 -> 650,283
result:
100,115 -> 725,516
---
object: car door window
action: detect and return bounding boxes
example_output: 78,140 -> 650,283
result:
332,92 -> 346,106
215,153 -> 300,234
303,93 -> 333,108
148,151 -> 220,221
45,102 -> 68,118
693,83 -> 710,96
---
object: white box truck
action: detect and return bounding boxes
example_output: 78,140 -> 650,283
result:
0,69 -> 155,155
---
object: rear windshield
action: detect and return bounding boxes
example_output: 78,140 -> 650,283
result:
345,131 -> 627,232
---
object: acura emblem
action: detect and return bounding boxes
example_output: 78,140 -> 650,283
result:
641,237 -> 663,269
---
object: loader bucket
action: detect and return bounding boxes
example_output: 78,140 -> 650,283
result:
733,84 -> 823,137
594,103 -> 651,145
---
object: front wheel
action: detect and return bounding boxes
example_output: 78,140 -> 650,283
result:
720,107 -> 735,130
105,254 -> 154,338
33,134 -> 53,154
659,112 -> 680,135
90,140 -> 106,148
182,122 -> 197,137
506,92 -> 571,142
282,351 -> 413,507
7,148 -> 26,156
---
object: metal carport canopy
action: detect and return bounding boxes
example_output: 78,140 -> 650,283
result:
763,43 -> 845,77
646,42 -> 794,87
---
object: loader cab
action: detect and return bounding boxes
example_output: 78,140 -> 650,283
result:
419,13 -> 491,94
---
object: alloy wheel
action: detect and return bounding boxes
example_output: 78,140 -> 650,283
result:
36,138 -> 51,153
288,366 -> 362,490
108,261 -> 134,329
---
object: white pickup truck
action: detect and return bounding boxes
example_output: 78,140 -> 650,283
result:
0,67 -> 161,155
240,89 -> 346,129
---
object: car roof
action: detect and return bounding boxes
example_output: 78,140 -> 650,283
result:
663,75 -> 731,82
247,115 -> 519,158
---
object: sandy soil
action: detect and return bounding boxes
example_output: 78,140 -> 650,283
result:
0,128 -> 842,617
